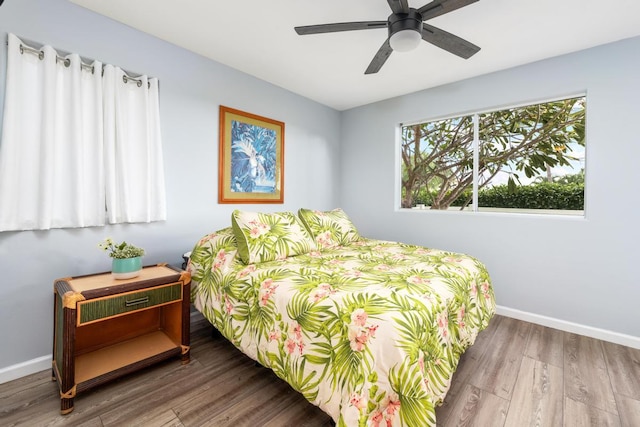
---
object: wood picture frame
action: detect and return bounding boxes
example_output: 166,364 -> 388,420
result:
218,106 -> 284,204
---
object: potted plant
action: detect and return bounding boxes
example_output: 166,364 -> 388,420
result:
99,238 -> 145,279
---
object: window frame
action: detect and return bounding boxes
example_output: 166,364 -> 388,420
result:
396,93 -> 587,218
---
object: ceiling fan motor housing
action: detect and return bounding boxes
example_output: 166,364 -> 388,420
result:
388,9 -> 423,39
294,1 -> 480,73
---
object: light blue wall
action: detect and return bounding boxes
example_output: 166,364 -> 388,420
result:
340,36 -> 640,338
0,0 -> 341,369
2,0 -> 639,377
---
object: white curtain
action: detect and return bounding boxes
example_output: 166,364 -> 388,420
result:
0,34 -> 166,231
103,65 -> 166,224
0,33 -> 104,231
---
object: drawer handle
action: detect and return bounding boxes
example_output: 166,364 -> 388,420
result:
125,297 -> 150,307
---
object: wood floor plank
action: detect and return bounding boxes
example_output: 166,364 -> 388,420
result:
68,360 -> 205,426
442,384 -> 509,427
0,369 -> 52,401
524,324 -> 565,368
564,333 -> 618,415
194,372 -> 290,426
0,368 -> 60,422
615,394 -> 640,427
260,387 -> 333,427
101,360 -> 256,426
120,409 -> 185,427
80,416 -> 105,426
468,316 -> 530,399
23,360 -> 201,427
217,378 -> 332,427
189,332 -> 242,369
97,323 -> 255,425
0,377 -> 62,426
436,315 -> 502,424
602,341 -> 640,400
3,311 -> 640,427
174,366 -> 285,426
564,397 -> 621,427
437,350 -> 485,424
503,356 -> 563,427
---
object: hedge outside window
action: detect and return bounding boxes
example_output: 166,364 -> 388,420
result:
400,96 -> 586,215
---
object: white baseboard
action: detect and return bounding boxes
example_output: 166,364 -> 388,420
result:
0,355 -> 52,385
1,307 -> 638,385
496,305 -> 640,349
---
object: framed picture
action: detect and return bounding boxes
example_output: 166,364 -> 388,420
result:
218,106 -> 284,204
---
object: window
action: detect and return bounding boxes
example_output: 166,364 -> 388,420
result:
400,96 -> 586,215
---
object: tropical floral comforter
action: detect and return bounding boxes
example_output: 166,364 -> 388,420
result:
188,227 -> 495,427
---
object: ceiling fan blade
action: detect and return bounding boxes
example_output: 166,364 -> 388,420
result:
421,23 -> 480,59
365,39 -> 393,74
295,21 -> 387,35
418,0 -> 479,21
387,0 -> 410,15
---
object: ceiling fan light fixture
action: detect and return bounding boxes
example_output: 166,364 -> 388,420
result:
387,9 -> 424,53
389,29 -> 422,52
294,1 -> 481,74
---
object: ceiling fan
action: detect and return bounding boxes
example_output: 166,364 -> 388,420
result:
294,0 -> 481,74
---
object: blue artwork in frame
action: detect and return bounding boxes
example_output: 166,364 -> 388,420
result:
230,119 -> 277,193
219,106 -> 284,203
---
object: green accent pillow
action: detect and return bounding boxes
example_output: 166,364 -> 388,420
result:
231,210 -> 317,264
298,208 -> 361,249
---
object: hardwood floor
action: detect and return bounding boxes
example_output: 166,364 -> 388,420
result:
1,312 -> 639,427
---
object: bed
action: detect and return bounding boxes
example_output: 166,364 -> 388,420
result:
188,209 -> 495,426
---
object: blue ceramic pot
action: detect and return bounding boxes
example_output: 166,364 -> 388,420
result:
112,256 -> 142,279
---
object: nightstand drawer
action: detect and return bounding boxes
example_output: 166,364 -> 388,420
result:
77,282 -> 182,325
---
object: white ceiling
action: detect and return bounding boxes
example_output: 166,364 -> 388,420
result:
69,0 -> 640,111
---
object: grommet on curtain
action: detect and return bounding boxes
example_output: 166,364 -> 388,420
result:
19,44 -> 44,60
55,57 -> 70,67
123,74 -> 144,88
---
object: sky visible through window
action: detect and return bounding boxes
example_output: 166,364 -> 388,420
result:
400,96 -> 585,213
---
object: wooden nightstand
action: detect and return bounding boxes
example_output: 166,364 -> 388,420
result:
52,264 -> 191,414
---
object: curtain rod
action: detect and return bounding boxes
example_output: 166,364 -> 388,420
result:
10,38 -> 151,88
19,43 -> 95,73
